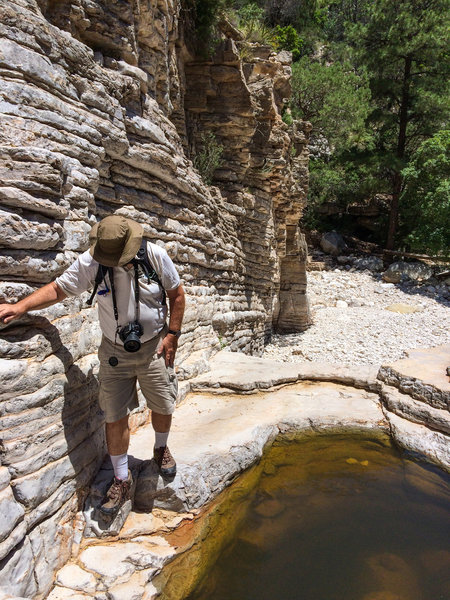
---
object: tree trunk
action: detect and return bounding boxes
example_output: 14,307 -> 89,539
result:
386,55 -> 412,250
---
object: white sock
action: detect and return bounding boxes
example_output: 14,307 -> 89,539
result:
154,431 -> 169,449
110,453 -> 128,480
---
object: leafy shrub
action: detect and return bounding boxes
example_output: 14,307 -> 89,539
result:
291,57 -> 372,153
236,2 -> 265,24
233,2 -> 277,47
399,130 -> 450,254
193,132 -> 224,185
273,24 -> 304,60
282,108 -> 294,125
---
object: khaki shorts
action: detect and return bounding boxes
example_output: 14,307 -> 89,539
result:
98,329 -> 178,423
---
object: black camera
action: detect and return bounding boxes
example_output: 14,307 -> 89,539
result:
118,321 -> 143,352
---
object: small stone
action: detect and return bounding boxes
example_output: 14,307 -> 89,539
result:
55,564 -> 97,593
292,348 -> 305,356
385,304 -> 422,314
336,300 -> 348,309
382,271 -> 402,284
119,512 -> 164,539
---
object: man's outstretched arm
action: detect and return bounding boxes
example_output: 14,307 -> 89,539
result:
0,282 -> 67,324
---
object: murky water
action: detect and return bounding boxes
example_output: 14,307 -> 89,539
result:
170,435 -> 450,600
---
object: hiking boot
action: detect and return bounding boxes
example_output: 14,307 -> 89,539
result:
153,446 -> 177,477
99,470 -> 132,515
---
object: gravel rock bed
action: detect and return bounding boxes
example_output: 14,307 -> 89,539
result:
264,268 -> 450,367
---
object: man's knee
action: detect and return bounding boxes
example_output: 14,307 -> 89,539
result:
105,414 -> 130,434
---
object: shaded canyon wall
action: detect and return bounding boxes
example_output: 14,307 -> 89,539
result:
0,0 -> 310,597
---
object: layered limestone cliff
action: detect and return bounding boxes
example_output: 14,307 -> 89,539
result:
0,0 -> 310,597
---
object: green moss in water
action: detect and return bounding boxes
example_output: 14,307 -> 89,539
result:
155,433 -> 450,600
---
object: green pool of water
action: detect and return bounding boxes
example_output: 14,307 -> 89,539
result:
160,434 -> 450,600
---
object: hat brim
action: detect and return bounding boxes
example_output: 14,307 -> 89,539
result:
89,219 -> 143,267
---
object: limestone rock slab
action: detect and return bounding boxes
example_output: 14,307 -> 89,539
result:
0,468 -> 11,492
0,486 -> 25,543
381,383 -> 450,435
387,411 -> 450,471
190,350 -> 300,391
108,569 -> 155,600
378,345 -> 450,409
79,540 -> 174,587
191,350 -> 380,393
47,587 -> 91,600
55,565 -> 97,594
0,536 -> 37,599
83,459 -> 140,538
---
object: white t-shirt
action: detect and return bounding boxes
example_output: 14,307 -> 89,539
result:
55,242 -> 181,344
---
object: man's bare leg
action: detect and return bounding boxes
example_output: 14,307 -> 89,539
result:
151,412 -> 172,434
106,414 -> 130,455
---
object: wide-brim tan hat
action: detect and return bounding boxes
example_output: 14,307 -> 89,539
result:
89,215 -> 143,267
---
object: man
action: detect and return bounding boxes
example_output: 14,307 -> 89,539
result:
0,215 -> 185,515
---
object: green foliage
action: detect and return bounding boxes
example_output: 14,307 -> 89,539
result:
235,2 -> 265,24
187,0 -> 233,53
308,153 -> 382,207
322,0 -> 371,41
273,24 -> 304,60
193,132 -> 224,185
399,130 -> 450,253
265,0 -> 327,30
282,108 -> 293,125
353,0 -> 450,151
291,57 -> 372,152
240,20 -> 277,45
305,143 -> 394,242
235,3 -> 277,45
351,0 -> 450,247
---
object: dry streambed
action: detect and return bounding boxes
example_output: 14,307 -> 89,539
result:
265,269 -> 450,366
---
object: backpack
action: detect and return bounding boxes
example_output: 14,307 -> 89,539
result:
86,239 -> 166,306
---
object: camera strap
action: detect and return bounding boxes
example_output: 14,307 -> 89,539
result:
110,264 -> 141,344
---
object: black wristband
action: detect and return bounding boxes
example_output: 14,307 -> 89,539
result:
167,329 -> 181,338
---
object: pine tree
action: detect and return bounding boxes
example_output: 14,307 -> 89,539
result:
354,0 -> 449,249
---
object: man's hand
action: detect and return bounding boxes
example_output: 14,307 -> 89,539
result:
0,282 -> 67,325
157,285 -> 185,368
0,303 -> 25,325
158,333 -> 178,368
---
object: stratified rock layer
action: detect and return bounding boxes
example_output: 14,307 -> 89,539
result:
0,0 -> 310,597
